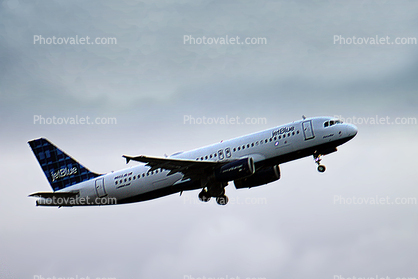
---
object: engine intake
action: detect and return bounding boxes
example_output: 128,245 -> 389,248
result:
234,165 -> 280,189
215,157 -> 255,182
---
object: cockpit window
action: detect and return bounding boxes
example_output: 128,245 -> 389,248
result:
324,119 -> 343,128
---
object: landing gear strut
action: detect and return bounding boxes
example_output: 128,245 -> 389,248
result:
313,152 -> 326,173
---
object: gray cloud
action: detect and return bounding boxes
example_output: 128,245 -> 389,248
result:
1,0 -> 418,278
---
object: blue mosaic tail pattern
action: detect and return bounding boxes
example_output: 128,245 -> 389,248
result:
28,138 -> 100,191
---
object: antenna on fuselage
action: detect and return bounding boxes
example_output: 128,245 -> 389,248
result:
302,115 -> 306,120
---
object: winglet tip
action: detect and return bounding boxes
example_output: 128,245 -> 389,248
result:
122,155 -> 131,164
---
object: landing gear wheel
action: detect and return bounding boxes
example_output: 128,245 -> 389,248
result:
313,152 -> 326,173
317,165 -> 326,173
216,195 -> 229,205
198,190 -> 211,202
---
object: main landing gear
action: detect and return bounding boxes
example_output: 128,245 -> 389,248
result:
198,188 -> 229,205
313,151 -> 326,173
198,189 -> 211,202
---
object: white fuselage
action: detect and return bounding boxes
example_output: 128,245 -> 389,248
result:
48,117 -> 357,206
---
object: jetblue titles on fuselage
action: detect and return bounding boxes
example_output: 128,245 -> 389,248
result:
272,126 -> 295,137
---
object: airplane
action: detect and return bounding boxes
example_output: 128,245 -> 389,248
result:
28,116 -> 357,206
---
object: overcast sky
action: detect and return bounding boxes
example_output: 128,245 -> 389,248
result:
1,0 -> 418,278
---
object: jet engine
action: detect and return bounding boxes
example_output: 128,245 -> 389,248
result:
215,157 -> 255,182
234,165 -> 280,189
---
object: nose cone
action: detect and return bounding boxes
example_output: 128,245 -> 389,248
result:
347,124 -> 358,138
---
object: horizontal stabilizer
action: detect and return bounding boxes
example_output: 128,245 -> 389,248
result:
28,191 -> 79,199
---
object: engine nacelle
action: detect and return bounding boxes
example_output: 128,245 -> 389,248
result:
234,165 -> 280,189
215,157 -> 255,182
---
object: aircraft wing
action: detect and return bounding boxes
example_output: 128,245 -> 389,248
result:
122,155 -> 225,180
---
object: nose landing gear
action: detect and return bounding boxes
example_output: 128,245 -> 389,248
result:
313,152 -> 326,173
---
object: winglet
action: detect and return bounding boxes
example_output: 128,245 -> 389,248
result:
122,155 -> 131,164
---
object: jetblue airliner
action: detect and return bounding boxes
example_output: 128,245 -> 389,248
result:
28,116 -> 357,206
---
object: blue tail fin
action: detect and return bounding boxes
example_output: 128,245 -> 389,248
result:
28,138 -> 100,191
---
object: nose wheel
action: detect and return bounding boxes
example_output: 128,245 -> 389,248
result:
317,165 -> 326,172
313,152 -> 326,173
